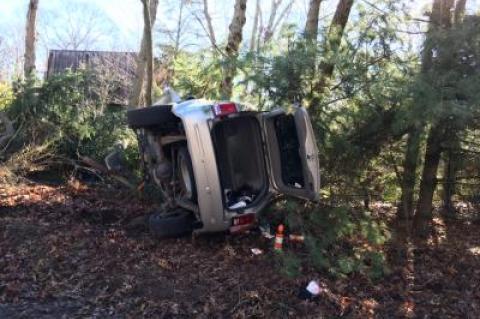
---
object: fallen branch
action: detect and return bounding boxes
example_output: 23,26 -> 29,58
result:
1,121 -> 23,155
0,112 -> 14,149
79,155 -> 136,190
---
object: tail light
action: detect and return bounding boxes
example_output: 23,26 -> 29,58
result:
232,213 -> 255,226
212,102 -> 237,117
230,213 -> 256,234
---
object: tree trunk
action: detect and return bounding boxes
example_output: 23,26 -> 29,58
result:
439,0 -> 466,217
310,0 -> 354,109
303,0 -> 323,93
442,0 -> 466,216
397,0 -> 457,228
433,0 -> 455,26
202,0 -> 217,49
220,0 -> 248,99
442,150 -> 456,215
412,0 -> 457,236
397,0 -> 437,219
304,0 -> 322,41
142,0 -> 154,106
398,127 -> 423,220
130,0 -> 159,107
24,0 -> 39,79
442,134 -> 460,216
249,0 -> 260,51
414,123 -> 445,236
420,0 -> 455,73
318,0 -> 354,82
454,0 -> 467,24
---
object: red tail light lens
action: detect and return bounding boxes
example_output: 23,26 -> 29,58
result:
232,214 -> 255,226
230,213 -> 256,233
213,103 -> 237,117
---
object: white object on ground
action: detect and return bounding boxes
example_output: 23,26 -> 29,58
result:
306,281 -> 321,295
251,248 -> 263,255
259,225 -> 274,239
262,232 -> 274,239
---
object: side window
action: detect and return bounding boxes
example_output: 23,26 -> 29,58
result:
273,114 -> 305,188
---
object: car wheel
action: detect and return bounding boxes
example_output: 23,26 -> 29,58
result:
148,210 -> 194,238
126,105 -> 180,129
177,146 -> 197,201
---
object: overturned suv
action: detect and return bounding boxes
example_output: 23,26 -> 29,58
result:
127,99 -> 320,236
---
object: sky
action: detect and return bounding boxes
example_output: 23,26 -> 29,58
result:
0,0 -> 142,37
0,0 -> 143,49
0,0 -> 144,76
0,0 -> 478,78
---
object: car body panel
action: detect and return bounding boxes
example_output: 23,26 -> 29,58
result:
295,107 -> 321,200
172,100 -> 230,232
261,108 -> 321,201
166,100 -> 320,233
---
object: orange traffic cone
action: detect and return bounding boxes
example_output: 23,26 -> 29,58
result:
274,224 -> 285,251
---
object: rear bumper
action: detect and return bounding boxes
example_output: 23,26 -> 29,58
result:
193,192 -> 273,234
229,223 -> 256,234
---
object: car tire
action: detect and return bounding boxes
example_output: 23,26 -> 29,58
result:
149,210 -> 194,238
177,146 -> 197,202
126,105 -> 180,129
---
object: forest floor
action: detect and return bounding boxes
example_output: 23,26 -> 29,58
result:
1,177 -> 480,318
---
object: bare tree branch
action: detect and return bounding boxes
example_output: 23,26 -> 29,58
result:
256,5 -> 263,51
202,0 -> 217,48
39,3 -> 116,51
264,0 -> 282,42
250,0 -> 260,51
271,0 -> 294,37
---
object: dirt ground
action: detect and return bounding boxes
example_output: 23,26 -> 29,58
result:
1,180 -> 479,318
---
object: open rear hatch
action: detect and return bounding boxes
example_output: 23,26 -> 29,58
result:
262,107 -> 320,201
211,114 -> 268,210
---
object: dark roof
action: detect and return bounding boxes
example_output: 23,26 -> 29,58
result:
46,50 -> 137,105
46,49 -> 137,78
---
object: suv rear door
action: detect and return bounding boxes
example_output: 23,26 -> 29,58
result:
262,107 -> 320,201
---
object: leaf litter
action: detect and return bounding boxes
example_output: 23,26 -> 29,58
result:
1,179 -> 479,318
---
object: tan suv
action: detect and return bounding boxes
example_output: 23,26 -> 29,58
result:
127,98 -> 320,237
